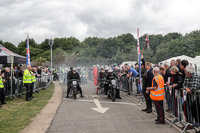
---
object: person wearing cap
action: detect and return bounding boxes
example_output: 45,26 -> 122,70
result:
66,68 -> 83,98
147,67 -> 165,124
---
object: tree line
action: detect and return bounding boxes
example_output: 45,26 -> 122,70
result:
0,30 -> 200,66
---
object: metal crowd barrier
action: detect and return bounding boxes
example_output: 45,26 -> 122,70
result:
4,74 -> 53,99
120,76 -> 144,104
127,77 -> 141,96
165,86 -> 200,133
120,76 -> 128,91
120,76 -> 199,132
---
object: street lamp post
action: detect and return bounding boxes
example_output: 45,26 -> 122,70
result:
49,38 -> 53,71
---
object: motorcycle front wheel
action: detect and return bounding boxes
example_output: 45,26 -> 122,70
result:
112,87 -> 116,102
73,87 -> 77,100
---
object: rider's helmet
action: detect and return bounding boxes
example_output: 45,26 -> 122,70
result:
105,67 -> 109,71
72,68 -> 76,74
108,68 -> 113,73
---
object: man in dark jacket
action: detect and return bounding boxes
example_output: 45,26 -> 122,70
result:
180,60 -> 189,80
67,67 -> 73,87
3,67 -> 10,96
66,68 -> 83,98
142,62 -> 154,113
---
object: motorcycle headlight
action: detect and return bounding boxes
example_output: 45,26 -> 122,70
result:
72,81 -> 77,85
111,80 -> 116,86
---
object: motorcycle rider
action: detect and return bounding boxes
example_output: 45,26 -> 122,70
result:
105,68 -> 121,99
66,68 -> 84,98
104,67 -> 109,94
97,67 -> 106,94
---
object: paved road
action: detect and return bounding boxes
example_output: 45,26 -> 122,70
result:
47,81 -> 178,133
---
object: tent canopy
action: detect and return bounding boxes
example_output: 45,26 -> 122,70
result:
161,55 -> 200,67
0,44 -> 26,64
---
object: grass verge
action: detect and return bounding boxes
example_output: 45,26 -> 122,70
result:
0,84 -> 54,133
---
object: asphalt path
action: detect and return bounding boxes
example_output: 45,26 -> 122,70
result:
47,81 -> 178,133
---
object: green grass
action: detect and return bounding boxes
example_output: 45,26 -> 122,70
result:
0,84 -> 54,133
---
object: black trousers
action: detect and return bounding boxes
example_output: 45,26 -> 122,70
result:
116,88 -> 120,98
0,87 -> 5,103
143,88 -> 152,110
183,93 -> 200,123
67,83 -> 83,96
5,80 -> 10,96
104,84 -> 109,94
24,83 -> 31,100
154,100 -> 165,122
30,82 -> 34,97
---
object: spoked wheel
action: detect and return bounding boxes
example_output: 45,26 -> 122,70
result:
112,88 -> 116,102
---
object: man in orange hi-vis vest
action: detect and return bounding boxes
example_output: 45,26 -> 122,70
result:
147,67 -> 165,124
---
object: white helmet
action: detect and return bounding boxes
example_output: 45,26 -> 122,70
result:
108,68 -> 113,72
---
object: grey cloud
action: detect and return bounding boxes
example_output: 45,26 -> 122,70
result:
0,0 -> 200,45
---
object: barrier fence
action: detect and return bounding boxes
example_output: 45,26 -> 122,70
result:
122,76 -> 200,132
4,74 -> 53,99
167,87 -> 200,133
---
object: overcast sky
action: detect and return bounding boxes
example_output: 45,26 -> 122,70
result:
0,0 -> 200,45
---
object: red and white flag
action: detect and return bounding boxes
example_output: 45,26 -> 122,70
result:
145,34 -> 149,48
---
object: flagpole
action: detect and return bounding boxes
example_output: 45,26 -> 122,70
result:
26,33 -> 30,67
137,28 -> 142,93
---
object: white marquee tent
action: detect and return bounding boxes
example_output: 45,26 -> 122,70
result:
161,55 -> 200,74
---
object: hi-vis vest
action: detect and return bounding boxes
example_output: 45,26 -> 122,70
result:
23,69 -> 32,84
0,77 -> 4,88
54,69 -> 57,73
30,71 -> 36,82
150,75 -> 165,101
80,70 -> 85,75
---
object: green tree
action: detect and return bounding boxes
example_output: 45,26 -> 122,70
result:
2,42 -> 17,53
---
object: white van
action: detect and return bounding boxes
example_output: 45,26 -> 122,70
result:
121,61 -> 137,67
